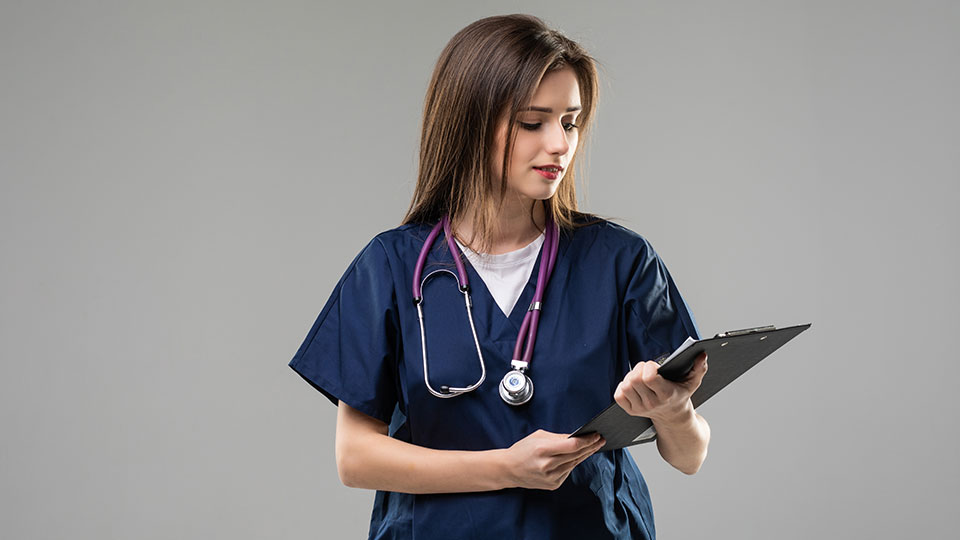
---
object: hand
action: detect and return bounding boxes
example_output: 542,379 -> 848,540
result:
503,430 -> 605,491
614,352 -> 708,424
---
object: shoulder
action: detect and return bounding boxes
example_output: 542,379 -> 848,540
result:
331,224 -> 430,282
567,215 -> 658,261
367,222 -> 434,259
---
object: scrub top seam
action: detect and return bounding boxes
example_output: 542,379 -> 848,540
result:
306,244 -> 371,339
373,234 -> 405,419
373,235 -> 398,299
623,238 -> 675,360
628,294 -> 673,357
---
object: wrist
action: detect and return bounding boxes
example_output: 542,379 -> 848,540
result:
488,448 -> 517,490
652,400 -> 696,430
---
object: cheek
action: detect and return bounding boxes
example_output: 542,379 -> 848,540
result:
511,134 -> 540,165
567,131 -> 580,153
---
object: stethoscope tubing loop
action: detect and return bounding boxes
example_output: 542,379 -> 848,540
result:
418,268 -> 486,398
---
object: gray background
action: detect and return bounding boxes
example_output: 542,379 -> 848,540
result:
2,1 -> 958,538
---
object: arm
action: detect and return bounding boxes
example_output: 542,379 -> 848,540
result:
652,403 -> 710,476
335,401 -> 605,493
614,352 -> 711,475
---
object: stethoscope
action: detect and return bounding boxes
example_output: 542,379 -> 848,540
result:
411,214 -> 559,406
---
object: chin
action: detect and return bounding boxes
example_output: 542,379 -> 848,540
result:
509,174 -> 563,202
537,184 -> 562,201
527,182 -> 563,201
521,191 -> 557,202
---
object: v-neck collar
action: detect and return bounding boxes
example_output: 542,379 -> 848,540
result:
460,229 -> 572,344
419,224 -> 573,348
463,250 -> 539,337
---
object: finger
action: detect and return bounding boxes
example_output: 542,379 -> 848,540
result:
550,432 -> 601,456
554,469 -> 574,490
574,439 -> 605,465
641,361 -> 672,399
554,435 -> 605,464
584,435 -> 606,457
566,436 -> 605,461
634,364 -> 661,405
548,455 -> 586,479
695,352 -> 708,376
686,352 -> 706,374
561,438 -> 605,472
634,383 -> 659,411
614,380 -> 644,414
568,432 -> 603,452
547,438 -> 604,475
682,352 -> 709,389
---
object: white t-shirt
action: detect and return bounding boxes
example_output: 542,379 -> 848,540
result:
455,233 -> 545,316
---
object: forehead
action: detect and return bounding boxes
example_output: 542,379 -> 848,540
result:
529,67 -> 581,107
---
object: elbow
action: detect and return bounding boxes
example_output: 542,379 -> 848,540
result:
337,467 -> 361,489
676,450 -> 708,476
335,403 -> 391,490
336,452 -> 354,488
336,446 -> 364,488
677,415 -> 710,475
335,436 -> 365,488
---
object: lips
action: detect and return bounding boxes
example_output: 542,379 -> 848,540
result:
533,167 -> 561,180
533,165 -> 563,173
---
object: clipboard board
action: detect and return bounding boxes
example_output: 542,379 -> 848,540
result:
570,323 -> 811,451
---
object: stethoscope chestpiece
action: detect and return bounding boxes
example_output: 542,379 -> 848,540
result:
499,368 -> 533,406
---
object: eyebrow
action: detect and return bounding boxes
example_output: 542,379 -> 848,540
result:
522,106 -> 582,113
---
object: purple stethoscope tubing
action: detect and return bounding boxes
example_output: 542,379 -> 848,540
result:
511,217 -> 558,368
412,216 -> 469,299
413,216 -> 485,399
412,213 -> 559,403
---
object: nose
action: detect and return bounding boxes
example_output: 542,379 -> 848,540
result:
546,122 -> 570,156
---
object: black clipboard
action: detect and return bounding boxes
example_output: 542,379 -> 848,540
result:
570,323 -> 811,451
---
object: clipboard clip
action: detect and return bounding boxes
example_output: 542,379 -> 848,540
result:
714,325 -> 777,338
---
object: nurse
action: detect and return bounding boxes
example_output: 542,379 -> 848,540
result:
289,14 -> 710,540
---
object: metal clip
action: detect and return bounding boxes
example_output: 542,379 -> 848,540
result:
715,325 -> 776,338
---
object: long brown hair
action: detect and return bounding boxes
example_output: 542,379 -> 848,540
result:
402,14 -> 600,250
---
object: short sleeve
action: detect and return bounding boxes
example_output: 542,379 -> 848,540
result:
288,237 -> 400,424
624,238 -> 701,366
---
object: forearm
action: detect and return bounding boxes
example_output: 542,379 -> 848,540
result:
336,403 -> 514,494
653,403 -> 710,475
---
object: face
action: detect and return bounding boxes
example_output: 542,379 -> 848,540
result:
491,67 -> 582,204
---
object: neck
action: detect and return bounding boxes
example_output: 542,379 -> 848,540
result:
454,197 -> 546,255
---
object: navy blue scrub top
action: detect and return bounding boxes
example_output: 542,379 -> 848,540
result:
289,218 -> 700,540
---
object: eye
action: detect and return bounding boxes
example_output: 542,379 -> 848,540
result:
563,122 -> 580,132
519,122 -> 542,131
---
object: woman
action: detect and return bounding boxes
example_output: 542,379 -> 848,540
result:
290,14 -> 709,539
